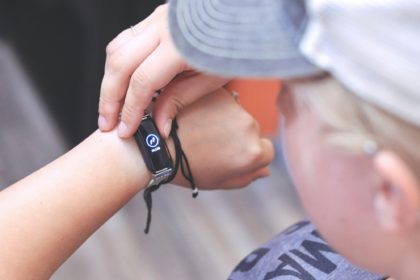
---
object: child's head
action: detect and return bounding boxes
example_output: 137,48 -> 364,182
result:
279,75 -> 420,278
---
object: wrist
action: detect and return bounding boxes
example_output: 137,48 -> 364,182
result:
165,136 -> 183,185
94,129 -> 152,193
133,113 -> 175,189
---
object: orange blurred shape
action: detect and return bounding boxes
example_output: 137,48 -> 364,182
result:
226,79 -> 281,136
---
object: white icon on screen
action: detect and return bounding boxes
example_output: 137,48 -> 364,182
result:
146,134 -> 159,148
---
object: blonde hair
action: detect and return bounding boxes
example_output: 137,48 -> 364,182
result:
287,75 -> 420,180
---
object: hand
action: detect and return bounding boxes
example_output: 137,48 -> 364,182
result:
170,88 -> 275,189
98,4 -> 229,139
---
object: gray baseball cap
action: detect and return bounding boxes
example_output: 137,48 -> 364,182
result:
168,0 -> 420,126
168,0 -> 322,78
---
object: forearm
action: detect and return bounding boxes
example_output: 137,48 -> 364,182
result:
0,129 -> 150,279
0,88 -> 274,279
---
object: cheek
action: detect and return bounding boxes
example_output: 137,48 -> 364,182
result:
284,130 -> 338,224
283,112 -> 376,259
282,109 -> 333,222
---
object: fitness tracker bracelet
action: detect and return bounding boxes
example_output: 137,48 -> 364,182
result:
134,111 -> 198,234
134,112 -> 173,188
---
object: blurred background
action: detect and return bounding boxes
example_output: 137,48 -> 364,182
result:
0,1 -> 304,279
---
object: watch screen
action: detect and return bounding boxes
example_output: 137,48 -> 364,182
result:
135,116 -> 173,172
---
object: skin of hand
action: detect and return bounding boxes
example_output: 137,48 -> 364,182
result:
0,87 -> 273,279
170,88 -> 275,189
98,4 -> 229,139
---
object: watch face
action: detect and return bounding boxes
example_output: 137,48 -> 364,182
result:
136,116 -> 173,172
146,134 -> 159,148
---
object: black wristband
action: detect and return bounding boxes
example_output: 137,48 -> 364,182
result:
134,112 -> 173,187
169,119 -> 198,198
135,114 -> 198,234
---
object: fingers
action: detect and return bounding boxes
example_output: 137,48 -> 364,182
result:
258,138 -> 276,169
215,138 -> 274,189
229,138 -> 274,187
222,139 -> 274,189
105,19 -> 151,55
98,27 -> 160,132
105,22 -> 150,55
98,3 -> 226,138
105,4 -> 166,54
117,44 -> 186,137
154,74 -> 230,138
98,4 -> 171,133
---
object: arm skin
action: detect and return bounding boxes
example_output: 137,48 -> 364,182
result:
0,129 -> 148,279
0,89 -> 274,279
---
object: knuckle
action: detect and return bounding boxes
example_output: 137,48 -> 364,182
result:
98,97 -> 118,115
246,117 -> 260,132
130,69 -> 152,94
106,51 -> 125,73
98,97 -> 108,113
169,95 -> 186,114
105,33 -> 123,56
245,113 -> 255,125
99,94 -> 113,104
105,41 -> 116,56
252,120 -> 261,132
122,104 -> 142,121
239,114 -> 257,131
175,60 -> 187,73
246,144 -> 264,164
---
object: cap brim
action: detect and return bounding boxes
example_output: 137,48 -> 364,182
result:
168,0 -> 323,78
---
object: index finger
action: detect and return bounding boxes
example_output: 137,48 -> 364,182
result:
117,44 -> 185,138
98,26 -> 160,131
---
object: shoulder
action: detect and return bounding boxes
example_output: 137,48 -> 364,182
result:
228,220 -> 384,280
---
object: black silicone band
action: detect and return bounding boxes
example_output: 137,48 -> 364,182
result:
134,113 -> 173,175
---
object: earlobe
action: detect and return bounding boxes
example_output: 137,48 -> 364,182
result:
373,151 -> 420,232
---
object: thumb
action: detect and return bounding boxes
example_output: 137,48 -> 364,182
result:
154,73 -> 229,138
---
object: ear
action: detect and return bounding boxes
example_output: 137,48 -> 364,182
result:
372,150 -> 420,232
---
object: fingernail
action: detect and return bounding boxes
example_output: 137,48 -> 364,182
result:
163,119 -> 172,138
118,122 -> 129,137
98,115 -> 108,129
